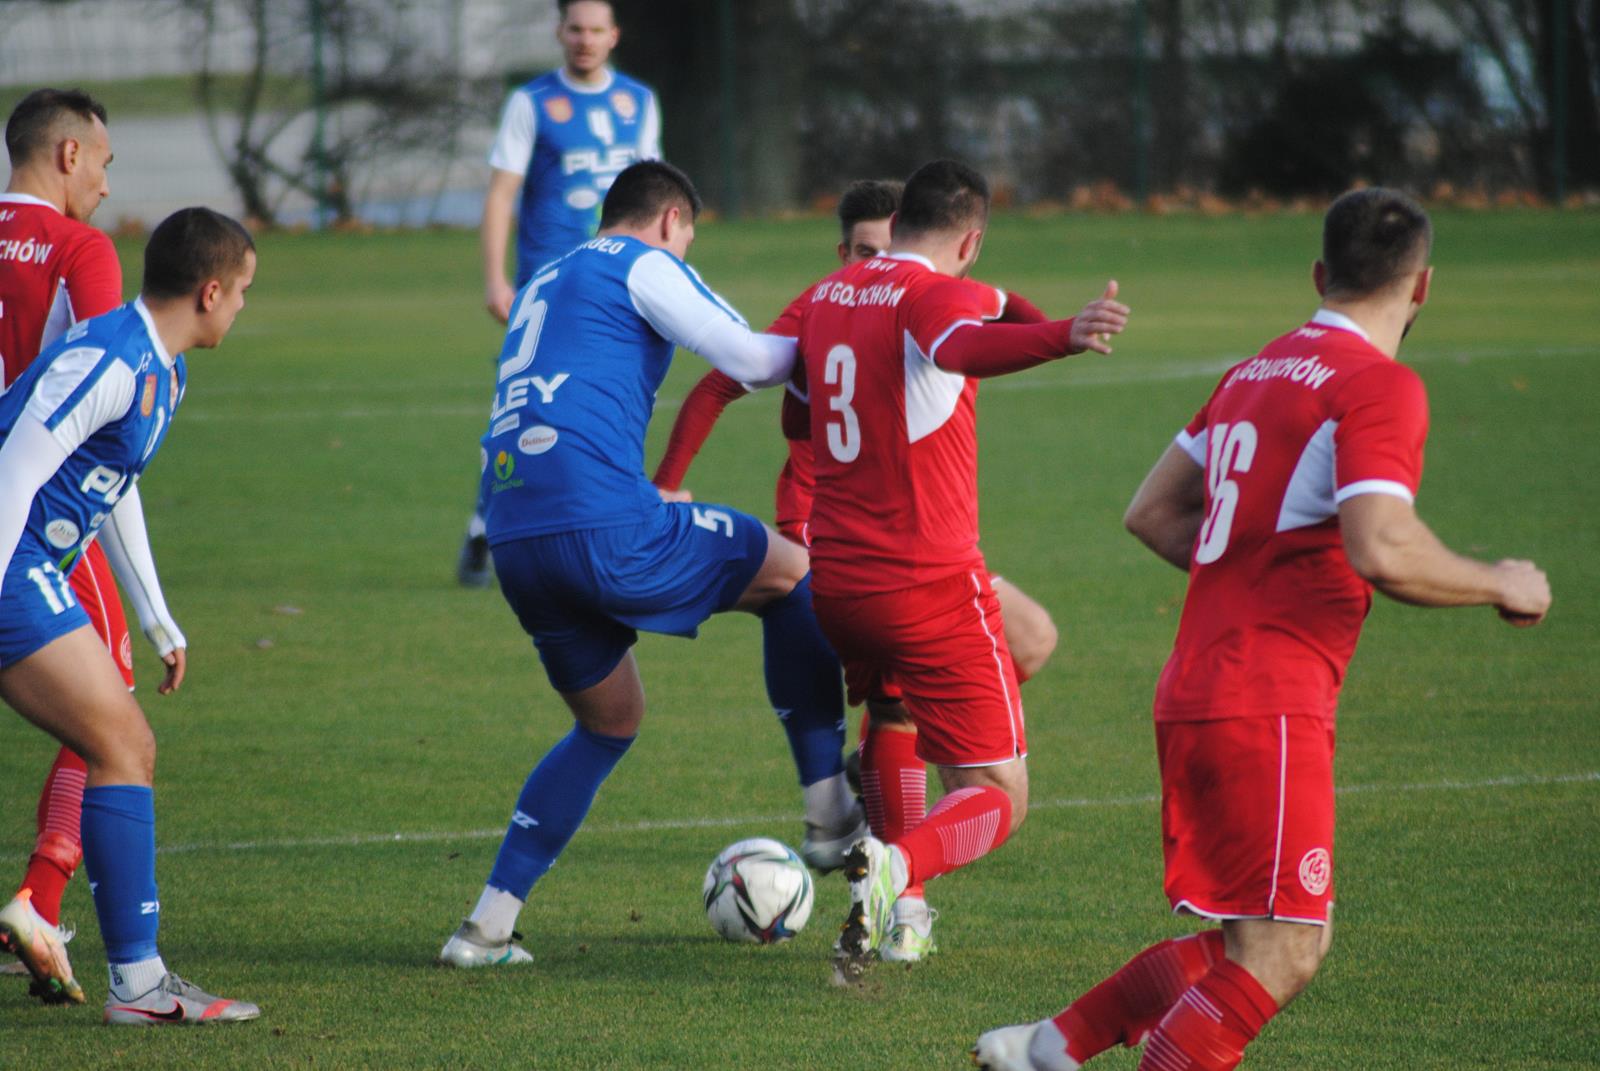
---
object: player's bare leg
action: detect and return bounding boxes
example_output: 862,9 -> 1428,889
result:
993,578 -> 1058,682
0,626 -> 257,1021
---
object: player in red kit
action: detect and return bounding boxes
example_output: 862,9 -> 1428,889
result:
792,160 -> 1129,983
973,188 -> 1551,1070
0,89 -> 184,1004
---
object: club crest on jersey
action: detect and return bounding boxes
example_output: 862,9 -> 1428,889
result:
1298,847 -> 1331,896
544,96 -> 574,124
140,374 -> 157,417
610,90 -> 637,122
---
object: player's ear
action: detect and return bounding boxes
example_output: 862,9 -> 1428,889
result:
836,241 -> 849,266
1312,260 -> 1329,297
58,136 -> 79,176
196,278 -> 222,313
659,205 -> 678,243
1411,266 -> 1432,308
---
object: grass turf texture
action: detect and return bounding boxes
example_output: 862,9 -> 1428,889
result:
1,210 -> 1596,1068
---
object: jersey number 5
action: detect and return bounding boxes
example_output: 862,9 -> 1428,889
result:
1194,420 -> 1257,564
499,267 -> 559,382
823,344 -> 861,464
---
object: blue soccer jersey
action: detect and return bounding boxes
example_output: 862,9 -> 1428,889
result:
481,234 -> 760,542
488,69 -> 662,285
0,299 -> 184,572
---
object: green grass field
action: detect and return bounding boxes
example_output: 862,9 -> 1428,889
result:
1,209 -> 1597,1069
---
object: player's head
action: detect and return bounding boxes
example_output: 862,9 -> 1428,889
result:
557,0 -> 619,78
1316,187 -> 1433,325
892,159 -> 990,277
142,207 -> 257,348
5,87 -> 112,222
837,179 -> 902,266
600,160 -> 702,259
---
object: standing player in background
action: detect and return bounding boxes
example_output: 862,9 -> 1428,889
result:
438,161 -> 857,969
0,88 -> 182,1001
459,0 -> 661,585
973,189 -> 1551,1071
652,178 -> 1060,959
0,207 -> 260,1024
793,160 -> 1130,983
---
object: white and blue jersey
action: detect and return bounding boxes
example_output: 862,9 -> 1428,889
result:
489,68 -> 661,285
0,299 -> 183,663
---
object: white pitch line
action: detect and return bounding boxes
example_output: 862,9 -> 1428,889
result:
10,769 -> 1582,863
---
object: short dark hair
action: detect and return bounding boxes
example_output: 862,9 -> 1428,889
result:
142,207 -> 255,301
6,88 -> 107,167
599,160 -> 702,230
557,0 -> 614,20
1321,187 -> 1432,298
837,179 -> 902,241
895,159 -> 989,238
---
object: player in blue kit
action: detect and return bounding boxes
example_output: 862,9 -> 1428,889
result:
0,207 -> 260,1024
461,0 -> 661,583
438,161 -> 863,968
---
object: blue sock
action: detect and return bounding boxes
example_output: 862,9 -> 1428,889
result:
760,573 -> 846,786
80,785 -> 160,964
487,725 -> 635,899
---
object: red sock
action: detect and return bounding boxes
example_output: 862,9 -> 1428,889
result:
20,747 -> 88,925
894,784 -> 1011,886
1138,959 -> 1278,1071
859,724 -> 927,898
1052,930 -> 1224,1062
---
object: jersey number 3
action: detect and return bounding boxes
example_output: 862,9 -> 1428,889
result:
1194,420 -> 1257,564
823,344 -> 861,464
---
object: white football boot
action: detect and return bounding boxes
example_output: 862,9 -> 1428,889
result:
832,836 -> 899,985
801,799 -> 869,873
437,919 -> 533,968
104,973 -> 260,1025
971,1020 -> 1079,1071
879,897 -> 937,963
0,890 -> 83,1004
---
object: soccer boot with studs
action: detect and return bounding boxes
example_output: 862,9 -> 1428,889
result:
104,972 -> 260,1026
0,889 -> 83,1004
832,836 -> 898,985
437,919 -> 533,968
879,897 -> 937,963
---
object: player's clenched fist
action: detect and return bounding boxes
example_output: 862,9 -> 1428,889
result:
1068,279 -> 1130,354
1493,558 -> 1551,626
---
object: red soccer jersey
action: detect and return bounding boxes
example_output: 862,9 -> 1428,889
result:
0,193 -> 123,386
798,253 -> 1006,596
1154,309 -> 1430,724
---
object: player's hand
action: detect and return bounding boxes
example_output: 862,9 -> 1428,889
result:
657,485 -> 694,503
1493,558 -> 1550,627
1068,280 -> 1130,355
157,647 -> 187,695
486,279 -> 516,325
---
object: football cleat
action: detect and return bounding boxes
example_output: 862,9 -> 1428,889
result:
880,898 -> 938,963
103,973 -> 259,1026
970,1022 -> 1042,1070
831,836 -> 897,986
456,532 -> 493,588
801,800 -> 869,873
0,890 -> 83,1004
437,920 -> 533,968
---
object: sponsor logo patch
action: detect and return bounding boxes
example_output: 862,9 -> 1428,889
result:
1298,847 -> 1331,896
544,96 -> 573,123
610,90 -> 637,122
44,518 -> 80,549
120,632 -> 134,670
518,425 -> 558,455
140,374 -> 157,417
494,450 -> 515,481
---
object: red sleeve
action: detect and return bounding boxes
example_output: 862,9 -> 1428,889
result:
903,276 -> 1007,359
61,230 -> 124,320
765,289 -> 809,337
995,291 -> 1049,325
651,370 -> 749,489
1332,362 -> 1429,501
930,319 -> 1076,378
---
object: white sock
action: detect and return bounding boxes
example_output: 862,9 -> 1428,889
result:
888,844 -> 910,896
466,513 -> 487,539
803,772 -> 857,831
468,886 -> 523,943
1028,1020 -> 1080,1071
108,955 -> 167,1001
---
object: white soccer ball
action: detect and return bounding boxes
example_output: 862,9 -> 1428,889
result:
702,837 -> 814,944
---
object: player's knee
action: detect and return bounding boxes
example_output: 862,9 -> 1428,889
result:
1010,612 -> 1059,681
94,703 -> 156,785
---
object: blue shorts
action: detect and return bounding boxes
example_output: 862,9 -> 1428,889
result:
492,502 -> 769,693
0,551 -> 92,667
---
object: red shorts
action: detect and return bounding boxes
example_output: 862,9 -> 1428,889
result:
1157,715 -> 1335,925
812,570 -> 1024,767
67,540 -> 134,689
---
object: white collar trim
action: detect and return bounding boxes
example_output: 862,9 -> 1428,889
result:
1311,308 -> 1371,342
885,251 -> 936,271
133,297 -> 176,369
557,67 -> 615,94
0,192 -> 59,213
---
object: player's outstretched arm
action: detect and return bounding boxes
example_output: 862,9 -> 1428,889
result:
0,415 -> 70,601
651,370 -> 749,495
1125,443 -> 1207,571
933,281 -> 1130,378
1339,493 -> 1551,625
99,483 -> 188,693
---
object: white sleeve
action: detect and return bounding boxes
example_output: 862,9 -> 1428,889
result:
0,414 -> 70,599
23,347 -> 135,455
626,251 -> 796,387
97,482 -> 185,656
639,92 -> 662,160
487,89 -> 537,176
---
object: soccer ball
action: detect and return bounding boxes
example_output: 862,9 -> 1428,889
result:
702,837 -> 814,944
